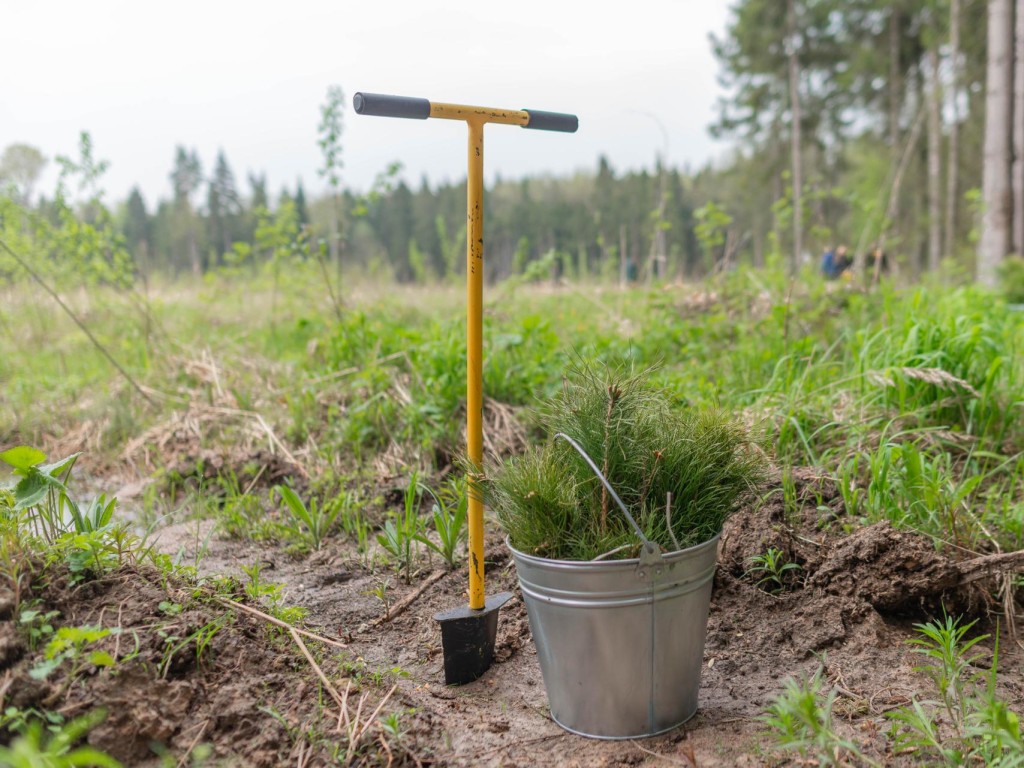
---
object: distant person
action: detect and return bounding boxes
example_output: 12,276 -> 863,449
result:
626,255 -> 639,284
867,244 -> 889,277
836,245 -> 853,273
821,245 -> 851,279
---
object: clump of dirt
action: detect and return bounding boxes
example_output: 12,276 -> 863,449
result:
720,466 -> 991,618
700,466 -> 1014,762
810,521 -> 990,615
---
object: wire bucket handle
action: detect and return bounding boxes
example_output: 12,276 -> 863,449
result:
553,433 -> 664,566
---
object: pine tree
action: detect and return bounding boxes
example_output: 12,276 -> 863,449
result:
169,146 -> 204,274
122,187 -> 151,269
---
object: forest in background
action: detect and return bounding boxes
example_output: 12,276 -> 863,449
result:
2,0 -> 1024,289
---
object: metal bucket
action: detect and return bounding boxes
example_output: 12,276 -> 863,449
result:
510,534 -> 718,739
507,432 -> 719,738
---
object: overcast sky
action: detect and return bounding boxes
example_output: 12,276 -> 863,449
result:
3,1 -> 734,207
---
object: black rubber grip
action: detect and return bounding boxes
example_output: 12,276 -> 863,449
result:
353,92 -> 431,120
522,109 -> 579,133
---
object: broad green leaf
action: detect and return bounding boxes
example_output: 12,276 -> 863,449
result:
0,446 -> 45,472
88,650 -> 116,667
13,472 -> 49,510
29,657 -> 61,680
64,747 -> 124,767
275,485 -> 313,527
37,451 -> 81,480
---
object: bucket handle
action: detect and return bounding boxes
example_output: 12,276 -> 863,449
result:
553,433 -> 663,566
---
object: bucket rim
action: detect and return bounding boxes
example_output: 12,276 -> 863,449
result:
506,532 -> 720,569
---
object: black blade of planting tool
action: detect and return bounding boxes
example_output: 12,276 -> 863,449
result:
434,591 -> 513,685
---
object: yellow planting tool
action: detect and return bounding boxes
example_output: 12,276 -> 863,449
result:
354,92 -> 578,684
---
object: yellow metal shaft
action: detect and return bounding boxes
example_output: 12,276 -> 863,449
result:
466,117 -> 486,610
428,103 -> 529,611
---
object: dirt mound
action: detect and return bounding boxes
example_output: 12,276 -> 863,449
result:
720,467 -> 991,619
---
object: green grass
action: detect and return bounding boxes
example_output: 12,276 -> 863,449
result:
3,264 -> 1023,560
4,258 -> 1024,765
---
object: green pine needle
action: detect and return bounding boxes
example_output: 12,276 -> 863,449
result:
484,360 -> 766,560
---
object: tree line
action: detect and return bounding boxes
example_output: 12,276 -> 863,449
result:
2,0 -> 1023,288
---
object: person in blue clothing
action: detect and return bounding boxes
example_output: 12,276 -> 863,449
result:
821,247 -> 837,278
821,245 -> 851,279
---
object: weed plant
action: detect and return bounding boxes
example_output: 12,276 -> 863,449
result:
414,478 -> 468,569
377,474 -> 425,580
486,361 -> 765,560
746,547 -> 802,593
274,484 -> 342,551
1,446 -> 150,582
0,709 -> 121,768
761,667 -> 874,767
764,617 -> 1024,766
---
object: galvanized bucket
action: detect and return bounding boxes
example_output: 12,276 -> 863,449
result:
509,433 -> 720,739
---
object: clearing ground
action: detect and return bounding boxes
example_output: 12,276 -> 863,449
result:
5,460 -> 1018,767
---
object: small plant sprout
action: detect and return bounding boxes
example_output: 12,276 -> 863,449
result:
379,711 -> 406,743
367,578 -> 392,620
746,547 -> 802,593
159,614 -> 229,679
273,484 -> 342,551
761,667 -> 879,767
30,625 -> 120,683
377,473 -> 425,581
241,561 -> 284,605
414,478 -> 468,569
239,561 -> 306,624
18,606 -> 60,651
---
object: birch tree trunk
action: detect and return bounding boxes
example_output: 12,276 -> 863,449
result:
787,0 -> 803,275
1013,0 -> 1024,255
978,0 -> 1015,286
945,0 -> 961,256
889,9 -> 903,246
926,47 -> 943,271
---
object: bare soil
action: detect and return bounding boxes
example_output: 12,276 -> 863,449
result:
3,466 -> 1021,766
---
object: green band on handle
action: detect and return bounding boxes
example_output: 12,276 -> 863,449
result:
353,92 -> 431,120
522,109 -> 579,133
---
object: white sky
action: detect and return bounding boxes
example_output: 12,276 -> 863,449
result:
2,1 -> 733,207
